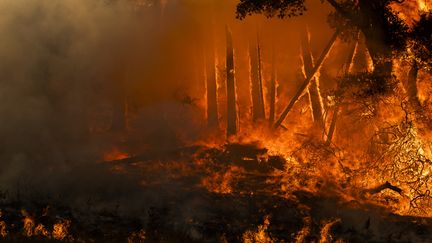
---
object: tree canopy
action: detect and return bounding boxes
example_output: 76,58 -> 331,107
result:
236,0 -> 432,78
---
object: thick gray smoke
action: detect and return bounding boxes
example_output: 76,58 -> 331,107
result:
0,0 -> 139,208
0,0 -> 335,217
0,0 -> 231,221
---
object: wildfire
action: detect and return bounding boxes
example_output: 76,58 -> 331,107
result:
201,166 -> 244,194
242,216 -> 273,243
391,0 -> 431,26
21,209 -> 35,237
52,219 -> 71,241
18,209 -> 72,240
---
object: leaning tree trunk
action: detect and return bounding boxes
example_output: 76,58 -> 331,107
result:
226,26 -> 238,137
249,40 -> 266,122
301,27 -> 325,129
206,40 -> 219,128
257,39 -> 266,119
274,29 -> 340,129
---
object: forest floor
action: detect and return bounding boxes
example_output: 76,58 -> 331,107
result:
1,143 -> 432,242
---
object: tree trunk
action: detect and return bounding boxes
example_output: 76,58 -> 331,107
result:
206,41 -> 219,128
301,27 -> 325,129
274,29 -> 340,129
269,47 -> 276,126
257,39 -> 266,119
226,26 -> 238,137
249,40 -> 265,122
407,62 -> 421,111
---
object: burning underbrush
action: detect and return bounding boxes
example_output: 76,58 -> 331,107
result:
2,115 -> 432,242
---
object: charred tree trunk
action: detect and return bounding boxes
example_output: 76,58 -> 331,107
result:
274,29 -> 340,129
226,26 -> 238,137
257,39 -> 266,119
206,42 -> 219,128
301,27 -> 324,129
249,39 -> 265,122
407,62 -> 421,111
269,47 -> 276,126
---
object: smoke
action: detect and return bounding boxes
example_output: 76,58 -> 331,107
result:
0,0 -> 337,218
0,0 -> 228,216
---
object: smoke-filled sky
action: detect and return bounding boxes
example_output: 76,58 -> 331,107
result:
0,0 -> 337,210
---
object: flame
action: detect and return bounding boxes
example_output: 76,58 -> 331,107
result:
21,209 -> 35,237
294,217 -> 311,243
418,0 -> 431,11
19,209 -> 71,240
242,216 -> 273,243
34,224 -> 50,237
0,221 -> 7,238
201,166 -> 244,194
391,0 -> 431,26
52,219 -> 71,241
127,229 -> 146,243
319,219 -> 341,243
104,147 -> 129,161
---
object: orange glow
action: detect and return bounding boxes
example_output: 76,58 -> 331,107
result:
103,148 -> 130,161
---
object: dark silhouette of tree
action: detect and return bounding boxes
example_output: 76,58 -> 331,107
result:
237,0 -> 409,81
411,11 -> 432,72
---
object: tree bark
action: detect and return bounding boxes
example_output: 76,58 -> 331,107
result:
249,40 -> 265,122
269,47 -> 276,126
226,26 -> 238,137
301,27 -> 325,129
206,40 -> 219,128
257,39 -> 266,119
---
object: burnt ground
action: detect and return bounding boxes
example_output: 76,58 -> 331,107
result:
1,143 -> 432,242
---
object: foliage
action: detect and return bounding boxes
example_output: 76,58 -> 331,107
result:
365,108 -> 432,215
334,72 -> 397,100
410,11 -> 432,71
236,0 -> 307,19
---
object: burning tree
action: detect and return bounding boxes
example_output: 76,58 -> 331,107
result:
235,0 -> 432,217
237,1 -> 432,122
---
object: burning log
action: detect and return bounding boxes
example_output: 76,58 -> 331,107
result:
249,36 -> 266,122
105,145 -> 204,164
367,181 -> 403,195
301,26 -> 325,129
226,26 -> 238,137
274,29 -> 340,129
